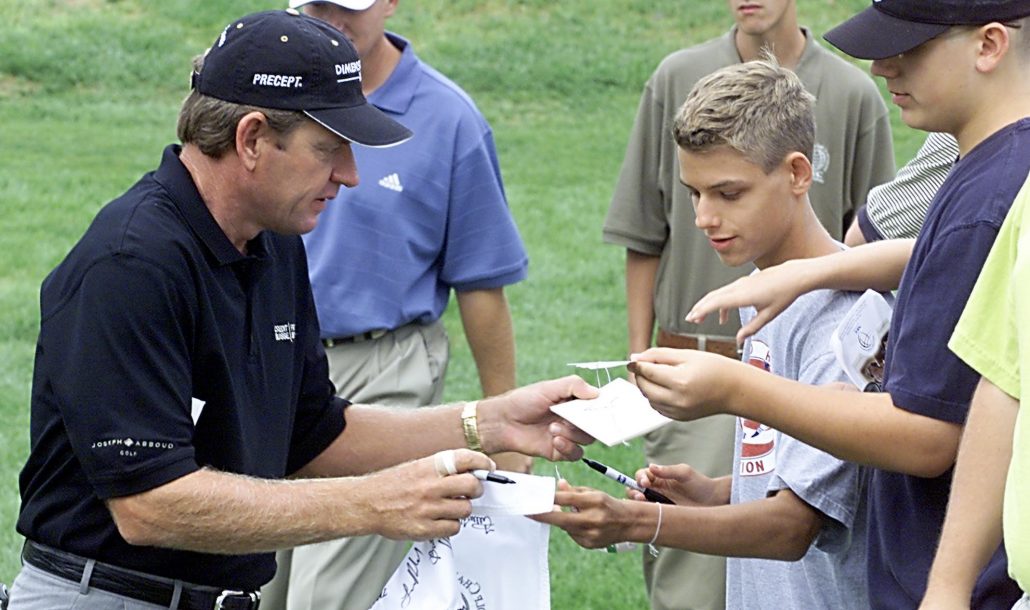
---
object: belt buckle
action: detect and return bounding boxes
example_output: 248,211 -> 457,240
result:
215,589 -> 259,609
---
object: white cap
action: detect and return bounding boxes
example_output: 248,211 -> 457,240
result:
289,0 -> 377,10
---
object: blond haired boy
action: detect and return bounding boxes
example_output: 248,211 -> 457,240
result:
537,57 -> 870,610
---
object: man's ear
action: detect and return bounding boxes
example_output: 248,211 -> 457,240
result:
786,152 -> 813,194
975,22 -> 1012,74
235,111 -> 271,172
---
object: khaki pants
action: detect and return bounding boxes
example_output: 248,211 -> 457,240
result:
261,320 -> 449,610
643,415 -> 735,610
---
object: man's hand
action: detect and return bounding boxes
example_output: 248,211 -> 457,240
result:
628,464 -> 728,507
477,376 -> 597,461
686,258 -> 810,344
364,449 -> 495,541
628,348 -> 738,421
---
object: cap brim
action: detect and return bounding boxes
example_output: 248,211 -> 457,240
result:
824,6 -> 950,60
289,0 -> 377,10
306,103 -> 412,148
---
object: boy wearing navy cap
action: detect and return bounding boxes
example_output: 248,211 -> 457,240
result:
629,1 -> 1030,608
7,10 -> 595,609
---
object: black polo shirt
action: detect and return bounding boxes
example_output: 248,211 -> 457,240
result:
17,145 -> 347,591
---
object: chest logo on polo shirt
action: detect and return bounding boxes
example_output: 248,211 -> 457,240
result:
812,143 -> 829,184
274,322 -> 296,342
378,173 -> 404,193
739,339 -> 776,476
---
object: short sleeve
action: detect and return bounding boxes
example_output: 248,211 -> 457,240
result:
949,180 -> 1029,399
886,223 -> 1002,423
285,286 -> 348,474
44,255 -> 200,499
864,133 -> 958,240
439,127 -> 528,291
769,346 -> 866,553
602,78 -> 669,255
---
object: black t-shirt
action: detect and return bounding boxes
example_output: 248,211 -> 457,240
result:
17,145 -> 347,590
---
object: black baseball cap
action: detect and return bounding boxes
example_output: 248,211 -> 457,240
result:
193,9 -> 411,147
825,0 -> 1030,60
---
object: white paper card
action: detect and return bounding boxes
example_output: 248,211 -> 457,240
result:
550,378 -> 673,446
471,471 -> 555,516
566,360 -> 631,370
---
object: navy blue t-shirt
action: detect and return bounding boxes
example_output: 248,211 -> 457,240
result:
870,119 -> 1030,608
17,145 -> 347,591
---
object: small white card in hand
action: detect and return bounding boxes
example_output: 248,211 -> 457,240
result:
567,360 -> 631,370
471,471 -> 555,516
550,378 -> 672,446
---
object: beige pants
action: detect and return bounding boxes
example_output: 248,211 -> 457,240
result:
261,320 -> 449,610
643,414 -> 735,610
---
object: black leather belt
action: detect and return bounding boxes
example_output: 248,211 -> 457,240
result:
22,541 -> 260,609
321,328 -> 388,348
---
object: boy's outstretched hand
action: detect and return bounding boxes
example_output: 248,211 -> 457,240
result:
628,348 -> 739,421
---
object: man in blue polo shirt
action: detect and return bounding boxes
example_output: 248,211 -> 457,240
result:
261,2 -> 530,609
8,10 -> 595,610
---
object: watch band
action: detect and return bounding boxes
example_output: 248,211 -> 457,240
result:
461,401 -> 482,452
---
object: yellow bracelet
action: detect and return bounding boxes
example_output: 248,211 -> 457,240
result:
461,401 -> 482,452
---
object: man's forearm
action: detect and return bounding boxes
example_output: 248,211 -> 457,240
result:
626,250 -> 659,353
921,379 -> 1016,605
300,402 -> 468,477
456,288 -> 516,397
107,468 -> 373,553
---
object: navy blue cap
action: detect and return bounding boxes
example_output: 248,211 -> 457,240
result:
193,9 -> 411,147
825,0 -> 1030,60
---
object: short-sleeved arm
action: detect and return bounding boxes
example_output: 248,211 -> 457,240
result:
603,79 -> 669,255
886,223 -> 1002,423
45,255 -> 200,499
856,205 -> 887,242
865,133 -> 958,241
439,127 -> 528,292
949,180 -> 1028,399
769,321 -> 866,553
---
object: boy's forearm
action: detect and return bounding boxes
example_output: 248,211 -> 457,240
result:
922,379 -> 1015,605
656,490 -> 821,560
798,237 -> 913,293
718,363 -> 961,477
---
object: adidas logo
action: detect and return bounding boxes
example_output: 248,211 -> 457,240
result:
378,173 -> 403,192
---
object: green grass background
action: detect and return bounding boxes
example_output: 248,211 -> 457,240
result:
0,0 -> 924,606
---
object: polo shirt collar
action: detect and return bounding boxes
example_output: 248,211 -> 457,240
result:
154,144 -> 269,267
723,26 -> 817,67
368,32 -> 420,115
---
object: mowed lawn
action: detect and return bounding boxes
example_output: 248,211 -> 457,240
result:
0,0 -> 921,606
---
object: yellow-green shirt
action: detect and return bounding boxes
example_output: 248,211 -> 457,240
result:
949,171 -> 1030,590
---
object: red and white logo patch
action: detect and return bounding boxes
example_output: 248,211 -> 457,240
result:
739,340 -> 776,476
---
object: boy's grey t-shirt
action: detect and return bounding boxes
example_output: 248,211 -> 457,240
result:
726,285 -> 870,610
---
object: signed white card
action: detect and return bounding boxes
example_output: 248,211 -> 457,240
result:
471,471 -> 554,516
550,378 -> 672,446
370,514 -> 550,610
